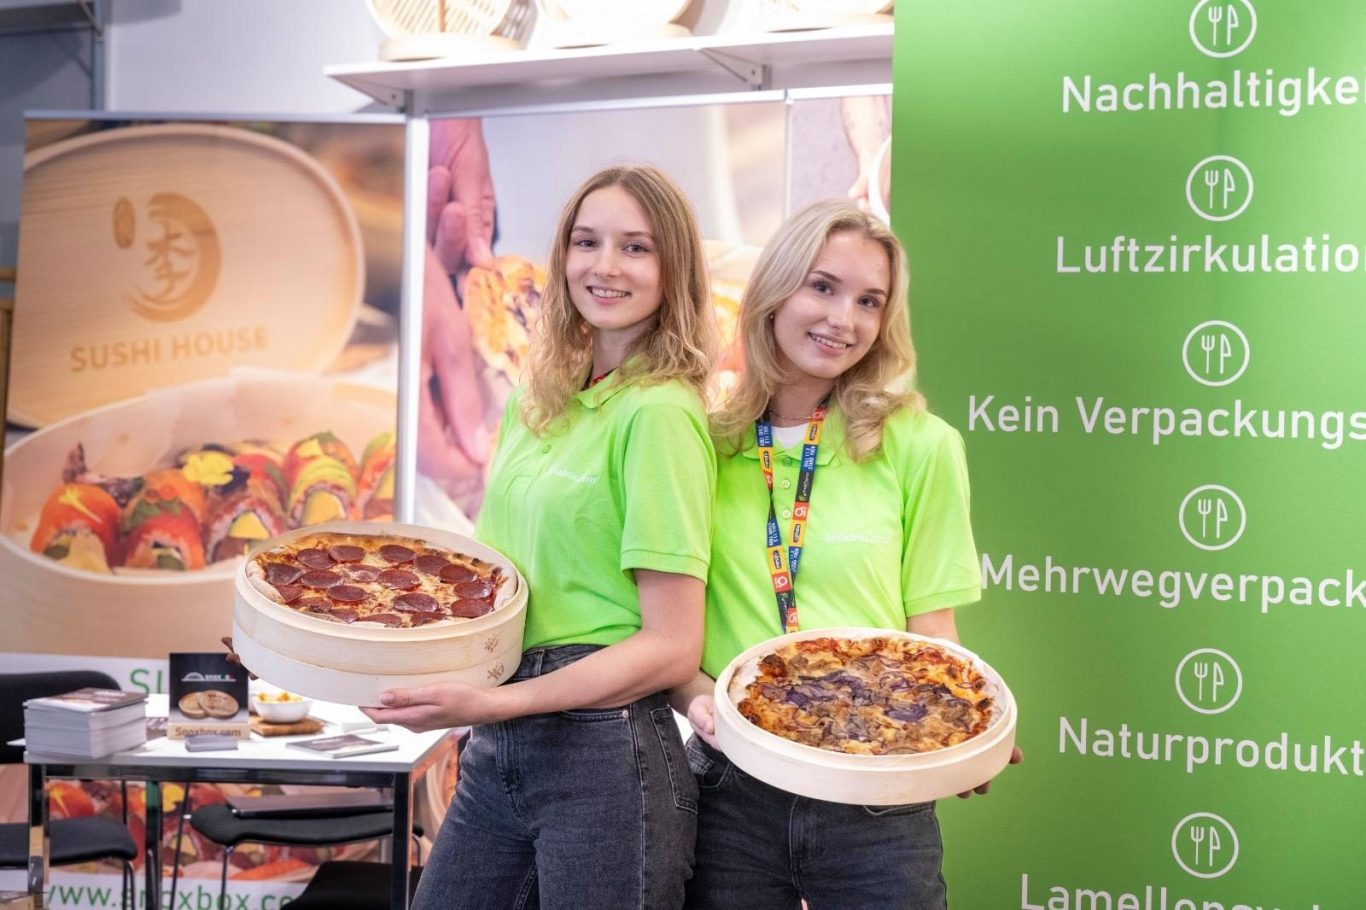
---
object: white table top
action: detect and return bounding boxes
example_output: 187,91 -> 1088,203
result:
24,695 -> 451,774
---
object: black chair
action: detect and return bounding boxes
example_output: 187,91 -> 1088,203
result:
0,671 -> 139,910
169,791 -> 418,910
286,860 -> 423,910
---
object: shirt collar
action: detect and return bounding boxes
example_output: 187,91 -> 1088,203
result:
738,405 -> 843,466
573,361 -> 634,409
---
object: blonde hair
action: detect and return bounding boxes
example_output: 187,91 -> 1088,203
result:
521,165 -> 718,434
712,199 -> 923,460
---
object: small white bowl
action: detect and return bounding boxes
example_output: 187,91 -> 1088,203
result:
253,693 -> 312,724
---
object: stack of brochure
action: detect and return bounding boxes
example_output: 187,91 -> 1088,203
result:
24,688 -> 148,758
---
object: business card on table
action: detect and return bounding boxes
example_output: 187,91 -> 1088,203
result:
286,734 -> 399,759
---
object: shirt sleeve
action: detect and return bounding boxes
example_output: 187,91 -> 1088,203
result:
615,394 -> 717,581
901,422 -> 983,616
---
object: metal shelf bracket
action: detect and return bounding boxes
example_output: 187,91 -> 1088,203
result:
700,49 -> 767,89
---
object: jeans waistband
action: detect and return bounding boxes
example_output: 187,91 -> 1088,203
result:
510,644 -> 604,681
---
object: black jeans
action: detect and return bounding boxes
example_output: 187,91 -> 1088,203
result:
684,736 -> 948,910
412,645 -> 698,910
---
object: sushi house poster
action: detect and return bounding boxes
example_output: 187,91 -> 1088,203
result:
897,0 -> 1365,905
0,116 -> 406,906
1,116 -> 406,671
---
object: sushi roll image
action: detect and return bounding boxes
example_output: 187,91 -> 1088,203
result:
283,432 -> 359,526
119,490 -> 206,571
128,467 -> 208,527
230,443 -> 288,502
286,456 -> 357,526
283,432 -> 359,488
29,483 -> 122,573
356,431 -> 396,521
203,476 -> 288,562
183,448 -> 288,563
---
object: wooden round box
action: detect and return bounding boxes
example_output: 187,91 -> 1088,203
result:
713,627 -> 1018,805
232,521 -> 528,707
12,123 -> 363,428
0,371 -> 396,659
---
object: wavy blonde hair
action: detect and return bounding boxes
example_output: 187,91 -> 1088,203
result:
713,199 -> 923,460
521,165 -> 718,434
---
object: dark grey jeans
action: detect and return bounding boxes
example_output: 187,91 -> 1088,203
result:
684,737 -> 948,910
411,645 -> 698,910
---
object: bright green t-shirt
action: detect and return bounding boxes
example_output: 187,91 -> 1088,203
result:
476,376 -> 716,650
701,406 -> 982,679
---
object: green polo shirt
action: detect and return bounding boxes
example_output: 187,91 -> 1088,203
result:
701,406 -> 981,679
475,376 -> 715,650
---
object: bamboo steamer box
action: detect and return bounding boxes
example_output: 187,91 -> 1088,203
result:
232,522 -> 528,707
714,628 -> 1018,805
0,371 -> 398,658
10,122 -> 362,428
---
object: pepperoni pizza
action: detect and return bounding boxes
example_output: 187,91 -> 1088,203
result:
246,532 -> 506,628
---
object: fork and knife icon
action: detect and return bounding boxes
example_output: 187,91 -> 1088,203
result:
1200,331 -> 1234,375
1207,2 -> 1241,48
1203,166 -> 1238,212
1197,495 -> 1229,541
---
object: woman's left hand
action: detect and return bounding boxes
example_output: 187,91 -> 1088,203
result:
360,681 -> 505,732
957,746 -> 1023,799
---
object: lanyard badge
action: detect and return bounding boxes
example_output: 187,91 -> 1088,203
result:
756,402 -> 827,634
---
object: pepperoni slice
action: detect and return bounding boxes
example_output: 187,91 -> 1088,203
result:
300,569 -> 343,589
452,579 -> 494,601
439,564 -> 476,584
378,569 -> 420,591
449,598 -> 494,619
297,548 -> 334,569
296,597 -> 331,612
263,562 -> 303,585
346,564 -> 382,583
407,611 -> 445,626
360,613 -> 403,626
414,554 -> 450,576
328,544 -> 366,563
328,608 -> 359,623
379,544 -> 416,564
392,592 -> 440,613
328,584 -> 368,603
273,584 -> 304,604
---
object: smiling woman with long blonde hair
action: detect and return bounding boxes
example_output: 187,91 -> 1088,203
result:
367,164 -> 719,909
674,199 -> 1018,910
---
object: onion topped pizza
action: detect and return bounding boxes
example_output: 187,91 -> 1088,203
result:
732,636 -> 995,756
247,531 -> 506,628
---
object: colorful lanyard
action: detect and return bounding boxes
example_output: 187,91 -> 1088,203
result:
756,402 -> 827,634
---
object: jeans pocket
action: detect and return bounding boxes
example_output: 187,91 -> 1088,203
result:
861,800 -> 936,818
650,707 -> 699,813
557,706 -> 631,722
685,735 -> 732,791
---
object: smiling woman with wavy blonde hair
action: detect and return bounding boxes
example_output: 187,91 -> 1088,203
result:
711,198 -> 922,460
674,198 -> 1017,910
523,164 -> 719,435
367,164 -> 720,910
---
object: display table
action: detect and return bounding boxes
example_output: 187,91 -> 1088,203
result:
23,696 -> 450,910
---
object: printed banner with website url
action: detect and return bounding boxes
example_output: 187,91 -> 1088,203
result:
895,1 -> 1362,906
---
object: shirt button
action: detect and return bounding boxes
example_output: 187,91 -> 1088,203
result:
782,456 -> 795,465
540,444 -> 551,453
781,509 -> 792,519
781,479 -> 792,490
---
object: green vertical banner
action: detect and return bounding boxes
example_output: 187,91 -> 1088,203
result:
895,1 -> 1365,906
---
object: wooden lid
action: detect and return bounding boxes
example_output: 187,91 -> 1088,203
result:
11,124 -> 364,427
